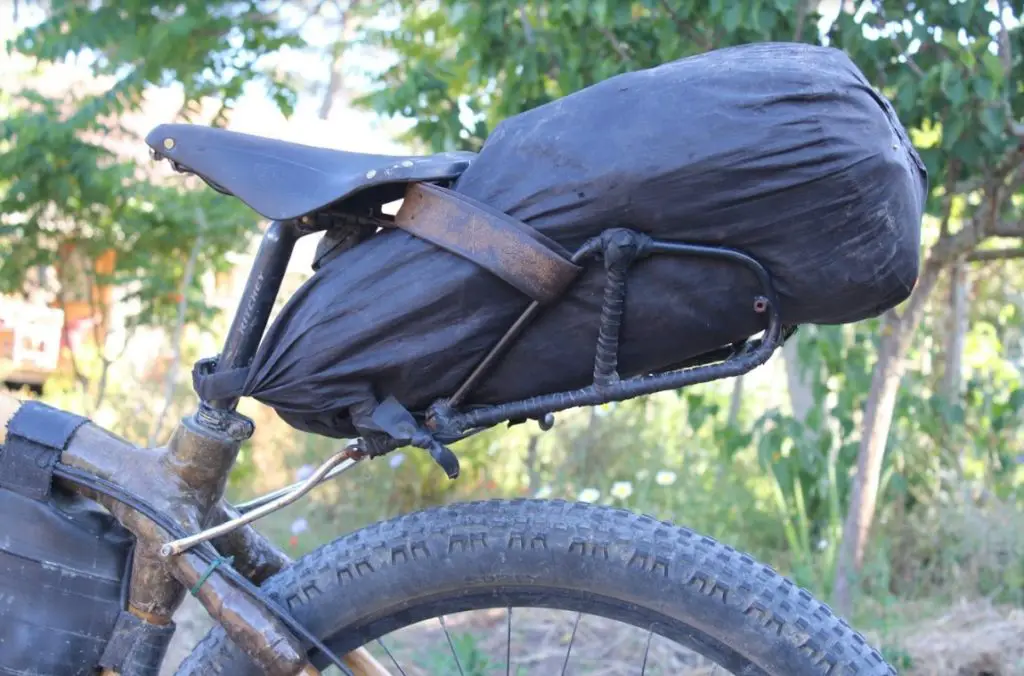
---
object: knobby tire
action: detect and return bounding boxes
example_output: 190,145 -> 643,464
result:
179,499 -> 895,675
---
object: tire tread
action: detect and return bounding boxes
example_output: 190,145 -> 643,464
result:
179,499 -> 894,676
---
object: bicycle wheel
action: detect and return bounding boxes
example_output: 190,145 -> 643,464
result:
180,499 -> 894,675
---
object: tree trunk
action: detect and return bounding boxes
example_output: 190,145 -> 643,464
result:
726,375 -> 745,427
783,339 -> 813,424
148,209 -> 205,446
832,261 -> 943,614
318,44 -> 344,120
525,433 -> 540,490
318,1 -> 362,120
942,261 -> 969,401
55,291 -> 92,413
93,358 -> 111,414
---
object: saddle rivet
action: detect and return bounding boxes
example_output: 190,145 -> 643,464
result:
163,138 -> 176,150
365,169 -> 377,179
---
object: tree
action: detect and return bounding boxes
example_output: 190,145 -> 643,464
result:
358,1 -> 822,152
827,0 -> 1024,612
352,0 -> 1024,612
0,1 -> 301,411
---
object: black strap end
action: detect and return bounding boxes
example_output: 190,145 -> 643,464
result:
99,610 -> 176,676
427,440 -> 460,480
0,401 -> 88,501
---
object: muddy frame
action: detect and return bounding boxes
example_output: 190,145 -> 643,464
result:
0,212 -> 789,676
0,219 -> 387,676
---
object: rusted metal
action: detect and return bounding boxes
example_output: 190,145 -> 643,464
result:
394,182 -> 581,304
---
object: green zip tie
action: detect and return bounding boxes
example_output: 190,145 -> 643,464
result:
190,555 -> 235,596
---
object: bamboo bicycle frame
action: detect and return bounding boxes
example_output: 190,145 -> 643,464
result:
0,211 -> 786,675
0,220 -> 389,676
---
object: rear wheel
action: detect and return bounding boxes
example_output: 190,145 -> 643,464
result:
180,499 -> 894,675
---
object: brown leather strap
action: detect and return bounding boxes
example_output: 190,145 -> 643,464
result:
394,183 -> 581,304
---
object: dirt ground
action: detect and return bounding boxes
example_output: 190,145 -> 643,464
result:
358,607 -> 724,675
868,600 -> 1024,676
161,598 -> 1024,675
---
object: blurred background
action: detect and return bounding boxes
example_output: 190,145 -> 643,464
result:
1,0 -> 1022,673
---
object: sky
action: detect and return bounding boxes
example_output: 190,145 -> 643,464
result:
4,0 -> 1019,274
0,0 -> 411,154
1,1 -> 416,270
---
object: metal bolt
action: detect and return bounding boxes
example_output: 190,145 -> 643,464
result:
163,138 -> 175,150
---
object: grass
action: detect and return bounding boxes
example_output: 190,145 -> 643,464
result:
11,369 -> 1020,675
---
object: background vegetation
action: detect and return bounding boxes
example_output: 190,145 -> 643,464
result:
2,0 -> 1023,673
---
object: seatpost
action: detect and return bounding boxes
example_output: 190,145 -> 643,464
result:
209,219 -> 301,411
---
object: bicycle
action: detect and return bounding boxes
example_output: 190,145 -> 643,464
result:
0,120 -> 898,676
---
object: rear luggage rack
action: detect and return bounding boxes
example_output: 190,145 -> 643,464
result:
421,227 -> 794,443
191,198 -> 795,480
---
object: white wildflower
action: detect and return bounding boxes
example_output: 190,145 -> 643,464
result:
389,452 -> 406,469
290,518 -> 309,535
655,470 -> 677,486
610,481 -> 633,500
577,487 -> 600,503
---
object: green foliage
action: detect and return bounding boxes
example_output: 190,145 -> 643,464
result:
351,0 -> 1024,610
876,498 -> 1024,606
880,645 -> 915,672
360,0 -> 1024,226
1,1 -> 303,337
2,0 -> 1020,640
11,1 -> 301,121
420,631 -> 510,676
830,0 -> 1024,191
357,0 -> 822,152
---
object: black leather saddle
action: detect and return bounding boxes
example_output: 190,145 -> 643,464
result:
145,124 -> 476,221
